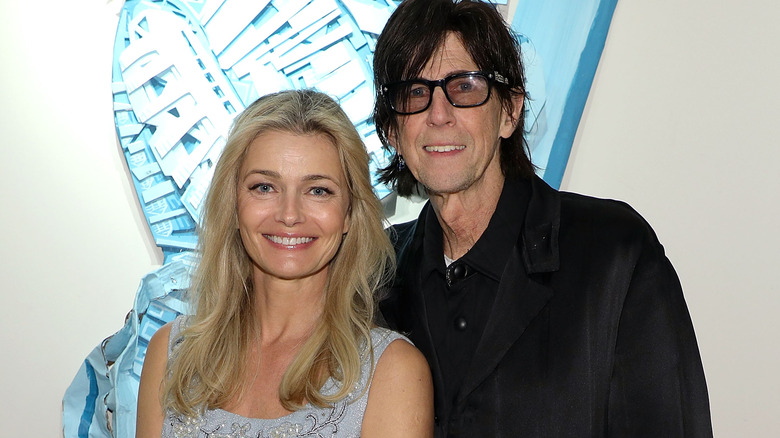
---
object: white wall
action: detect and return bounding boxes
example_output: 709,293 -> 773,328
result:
0,1 -> 162,435
0,0 -> 777,436
563,0 -> 780,436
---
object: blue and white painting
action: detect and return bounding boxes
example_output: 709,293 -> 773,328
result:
515,0 -> 618,187
63,1 -> 616,436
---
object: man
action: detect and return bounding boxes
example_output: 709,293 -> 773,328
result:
372,0 -> 712,436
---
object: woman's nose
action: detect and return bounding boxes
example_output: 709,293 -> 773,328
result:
276,193 -> 304,227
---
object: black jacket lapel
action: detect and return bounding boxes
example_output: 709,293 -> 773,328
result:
456,176 -> 561,407
455,246 -> 553,406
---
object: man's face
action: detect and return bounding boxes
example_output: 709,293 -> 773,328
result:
389,32 -> 520,196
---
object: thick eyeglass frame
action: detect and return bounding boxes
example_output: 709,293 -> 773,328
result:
381,71 -> 509,115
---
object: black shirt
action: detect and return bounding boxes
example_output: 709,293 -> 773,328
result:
420,178 -> 530,409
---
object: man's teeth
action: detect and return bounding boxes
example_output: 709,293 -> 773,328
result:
267,235 -> 314,245
425,145 -> 465,152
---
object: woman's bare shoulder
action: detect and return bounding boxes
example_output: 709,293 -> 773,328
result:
136,322 -> 173,438
362,337 -> 434,438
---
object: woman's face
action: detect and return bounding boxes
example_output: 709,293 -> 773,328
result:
236,130 -> 351,284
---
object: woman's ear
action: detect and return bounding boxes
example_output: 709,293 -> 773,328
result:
342,206 -> 351,234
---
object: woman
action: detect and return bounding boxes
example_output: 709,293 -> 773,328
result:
136,89 -> 433,437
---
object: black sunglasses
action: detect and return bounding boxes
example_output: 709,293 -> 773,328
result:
381,71 -> 509,115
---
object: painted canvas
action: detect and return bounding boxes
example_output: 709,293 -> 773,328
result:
63,1 -> 617,436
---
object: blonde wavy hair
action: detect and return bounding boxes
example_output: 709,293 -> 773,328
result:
163,89 -> 395,415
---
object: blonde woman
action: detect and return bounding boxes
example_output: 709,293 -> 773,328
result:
136,89 -> 433,437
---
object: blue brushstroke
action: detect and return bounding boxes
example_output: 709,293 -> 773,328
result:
544,0 -> 618,187
511,0 -> 618,188
77,362 -> 97,438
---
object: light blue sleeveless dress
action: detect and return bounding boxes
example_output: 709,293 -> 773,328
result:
161,316 -> 408,438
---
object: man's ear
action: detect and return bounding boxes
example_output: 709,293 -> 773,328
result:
499,93 -> 525,139
387,127 -> 398,151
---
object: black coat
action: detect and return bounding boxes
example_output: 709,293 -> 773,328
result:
379,176 -> 712,437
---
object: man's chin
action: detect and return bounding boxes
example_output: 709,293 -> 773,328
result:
422,181 -> 472,197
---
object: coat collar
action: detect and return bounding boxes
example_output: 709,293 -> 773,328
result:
521,175 -> 561,274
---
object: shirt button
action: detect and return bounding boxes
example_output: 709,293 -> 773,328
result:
452,263 -> 467,279
454,316 -> 467,331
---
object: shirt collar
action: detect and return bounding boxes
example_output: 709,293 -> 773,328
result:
420,178 -> 531,282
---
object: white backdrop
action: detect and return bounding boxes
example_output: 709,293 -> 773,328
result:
0,0 -> 778,436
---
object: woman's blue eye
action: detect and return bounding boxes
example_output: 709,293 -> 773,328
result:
251,183 -> 272,192
310,187 -> 332,196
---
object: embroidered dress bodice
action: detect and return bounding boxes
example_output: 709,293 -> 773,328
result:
161,316 -> 407,438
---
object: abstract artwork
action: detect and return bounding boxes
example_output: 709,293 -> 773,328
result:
63,1 -> 615,436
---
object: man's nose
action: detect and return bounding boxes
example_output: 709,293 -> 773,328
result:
426,86 -> 455,125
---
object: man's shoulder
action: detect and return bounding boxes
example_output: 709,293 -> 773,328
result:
388,218 -> 418,235
528,176 -> 651,233
559,189 -> 644,219
387,219 -> 419,253
556,190 -> 659,245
